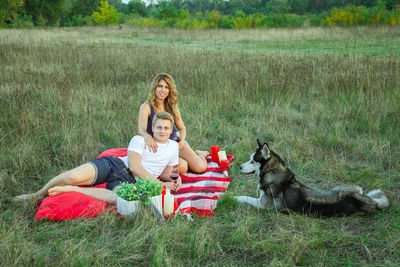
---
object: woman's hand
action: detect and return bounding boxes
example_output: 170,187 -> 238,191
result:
178,139 -> 185,150
145,134 -> 158,153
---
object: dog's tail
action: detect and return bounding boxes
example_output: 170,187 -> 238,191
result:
301,185 -> 363,205
367,189 -> 391,210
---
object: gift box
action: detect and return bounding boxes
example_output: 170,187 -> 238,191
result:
211,145 -> 220,163
220,159 -> 229,170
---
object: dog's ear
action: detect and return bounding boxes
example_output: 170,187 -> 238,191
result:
260,144 -> 271,159
264,142 -> 271,150
257,139 -> 263,149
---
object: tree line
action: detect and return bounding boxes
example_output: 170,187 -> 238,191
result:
1,0 -> 400,28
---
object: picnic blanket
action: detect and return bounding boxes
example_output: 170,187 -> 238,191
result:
35,148 -> 233,221
173,156 -> 233,216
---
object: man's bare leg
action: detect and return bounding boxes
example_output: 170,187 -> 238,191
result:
13,163 -> 96,201
48,186 -> 117,204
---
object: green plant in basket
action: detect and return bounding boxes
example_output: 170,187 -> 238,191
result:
116,178 -> 163,201
115,182 -> 139,201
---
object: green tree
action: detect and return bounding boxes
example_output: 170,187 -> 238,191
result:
184,0 -> 217,14
61,0 -> 100,26
154,4 -> 178,20
24,0 -> 66,25
178,8 -> 190,19
68,0 -> 101,17
169,0 -> 185,10
265,0 -> 291,14
288,0 -> 308,14
384,0 -> 400,9
0,0 -> 25,24
127,0 -> 147,16
207,9 -> 221,27
92,0 -> 120,25
108,0 -> 122,11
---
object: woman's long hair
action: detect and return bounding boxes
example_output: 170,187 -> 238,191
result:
149,73 -> 179,121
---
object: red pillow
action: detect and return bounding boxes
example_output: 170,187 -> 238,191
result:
34,183 -> 108,221
35,148 -> 129,221
97,148 -> 127,158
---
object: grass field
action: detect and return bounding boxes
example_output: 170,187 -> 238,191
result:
1,25 -> 399,266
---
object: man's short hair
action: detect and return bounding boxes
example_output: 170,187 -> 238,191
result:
152,111 -> 175,127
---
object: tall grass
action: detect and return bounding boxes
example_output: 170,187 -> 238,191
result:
0,26 -> 399,265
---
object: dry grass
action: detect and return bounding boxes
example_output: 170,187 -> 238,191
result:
1,25 -> 399,55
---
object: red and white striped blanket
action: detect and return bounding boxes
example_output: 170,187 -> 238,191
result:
173,155 -> 233,216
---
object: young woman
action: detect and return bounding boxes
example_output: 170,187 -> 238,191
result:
138,73 -> 209,174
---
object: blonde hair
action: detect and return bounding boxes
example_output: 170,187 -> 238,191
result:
149,73 -> 179,121
152,111 -> 175,128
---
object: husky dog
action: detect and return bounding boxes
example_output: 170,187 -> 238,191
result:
235,140 -> 390,216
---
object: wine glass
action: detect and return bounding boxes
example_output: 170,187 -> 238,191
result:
170,165 -> 179,181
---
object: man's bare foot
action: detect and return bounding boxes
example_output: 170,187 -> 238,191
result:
13,193 -> 40,201
48,185 -> 78,196
195,150 -> 210,158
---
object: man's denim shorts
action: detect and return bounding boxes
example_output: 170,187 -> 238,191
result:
88,156 -> 134,190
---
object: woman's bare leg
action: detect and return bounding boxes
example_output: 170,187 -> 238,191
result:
178,157 -> 188,174
48,186 -> 117,204
179,143 -> 209,173
195,150 -> 210,158
13,163 -> 96,201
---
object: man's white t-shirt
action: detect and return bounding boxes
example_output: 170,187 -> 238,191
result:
118,136 -> 179,178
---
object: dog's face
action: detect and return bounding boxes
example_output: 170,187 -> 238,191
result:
240,139 -> 273,176
239,152 -> 260,174
240,139 -> 285,177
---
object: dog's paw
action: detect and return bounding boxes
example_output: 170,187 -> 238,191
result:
367,189 -> 391,210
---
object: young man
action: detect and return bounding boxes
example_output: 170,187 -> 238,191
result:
14,112 -> 181,204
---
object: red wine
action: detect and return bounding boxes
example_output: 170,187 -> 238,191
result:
170,174 -> 179,180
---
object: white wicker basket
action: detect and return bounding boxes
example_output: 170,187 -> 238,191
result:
117,195 -> 162,216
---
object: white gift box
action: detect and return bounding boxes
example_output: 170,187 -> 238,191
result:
117,195 -> 163,216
